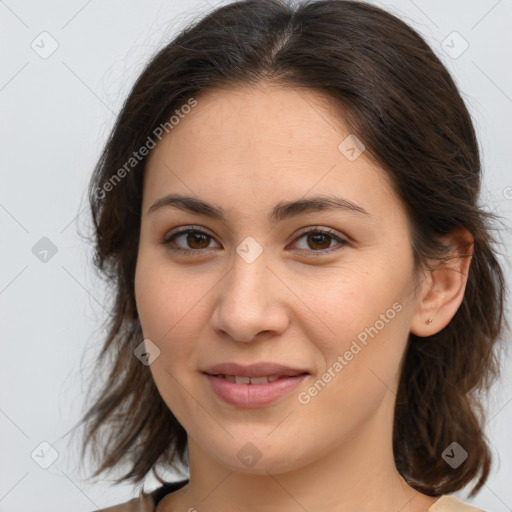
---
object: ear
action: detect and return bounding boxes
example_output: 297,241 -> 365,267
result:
410,227 -> 474,337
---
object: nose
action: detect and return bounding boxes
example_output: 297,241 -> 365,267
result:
210,250 -> 289,343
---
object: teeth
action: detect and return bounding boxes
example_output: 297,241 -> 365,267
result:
216,375 -> 284,384
250,376 -> 269,384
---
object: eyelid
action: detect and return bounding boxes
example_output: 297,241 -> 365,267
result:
164,225 -> 215,239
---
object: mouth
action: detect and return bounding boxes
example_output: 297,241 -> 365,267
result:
206,374 -> 296,384
202,362 -> 309,408
203,361 -> 309,379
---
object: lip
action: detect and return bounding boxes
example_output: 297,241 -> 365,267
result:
202,362 -> 309,408
203,362 -> 308,378
204,374 -> 308,408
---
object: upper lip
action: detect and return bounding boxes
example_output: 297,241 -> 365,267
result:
203,362 -> 309,378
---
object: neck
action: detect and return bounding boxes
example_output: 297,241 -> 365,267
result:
158,397 -> 437,512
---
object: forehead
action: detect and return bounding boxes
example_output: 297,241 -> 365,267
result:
161,82 -> 350,153
143,82 -> 400,222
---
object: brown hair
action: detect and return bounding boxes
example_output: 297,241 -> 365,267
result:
75,0 -> 507,497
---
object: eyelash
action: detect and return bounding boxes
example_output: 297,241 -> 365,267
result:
161,225 -> 349,256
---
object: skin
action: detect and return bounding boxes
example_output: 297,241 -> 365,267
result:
134,81 -> 473,512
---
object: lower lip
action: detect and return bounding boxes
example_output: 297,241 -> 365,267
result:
204,373 -> 308,408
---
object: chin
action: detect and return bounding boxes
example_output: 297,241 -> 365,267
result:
202,435 -> 314,476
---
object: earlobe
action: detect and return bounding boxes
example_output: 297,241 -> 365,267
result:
410,227 -> 474,337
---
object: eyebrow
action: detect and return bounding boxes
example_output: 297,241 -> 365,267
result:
147,193 -> 370,223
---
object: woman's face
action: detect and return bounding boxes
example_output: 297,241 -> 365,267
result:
135,82 -> 421,474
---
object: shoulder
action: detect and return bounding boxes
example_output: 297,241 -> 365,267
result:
430,495 -> 488,512
92,479 -> 189,512
92,493 -> 154,512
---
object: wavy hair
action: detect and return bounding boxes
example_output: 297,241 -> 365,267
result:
76,0 -> 507,497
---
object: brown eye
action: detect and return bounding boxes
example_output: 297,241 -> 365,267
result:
305,232 -> 333,250
163,228 -> 219,253
290,227 -> 349,255
162,226 -> 348,256
184,231 -> 211,249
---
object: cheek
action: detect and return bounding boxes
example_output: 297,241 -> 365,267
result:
134,256 -> 205,425
295,290 -> 409,440
297,264 -> 409,343
134,252 -> 216,400
294,256 -> 412,397
134,251 -> 208,341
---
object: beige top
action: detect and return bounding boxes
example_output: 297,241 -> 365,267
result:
96,488 -> 488,512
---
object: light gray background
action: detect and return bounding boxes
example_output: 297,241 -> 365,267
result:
1,1 -> 511,511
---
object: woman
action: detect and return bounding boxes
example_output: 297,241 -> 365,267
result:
77,0 -> 507,510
